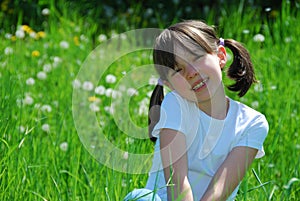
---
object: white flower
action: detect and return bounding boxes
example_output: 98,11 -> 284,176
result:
29,32 -> 37,39
26,77 -> 35,85
16,30 -> 25,39
89,103 -> 100,112
59,41 -> 69,49
242,29 -> 250,34
5,33 -> 12,39
82,81 -> 94,91
123,151 -> 129,160
148,76 -> 158,85
253,34 -> 265,42
127,88 -> 138,96
4,47 -> 13,55
98,34 -> 107,43
43,63 -> 52,72
37,71 -> 47,80
41,104 -> 52,112
23,95 -> 34,105
95,85 -> 105,95
19,125 -> 25,133
60,142 -> 68,151
41,123 -> 50,132
105,74 -> 117,84
72,79 -> 81,89
251,101 -> 259,108
42,8 -> 50,16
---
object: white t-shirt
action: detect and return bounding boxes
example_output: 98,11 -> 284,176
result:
146,91 -> 269,201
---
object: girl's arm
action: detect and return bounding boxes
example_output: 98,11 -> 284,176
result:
160,128 -> 194,201
200,146 -> 258,201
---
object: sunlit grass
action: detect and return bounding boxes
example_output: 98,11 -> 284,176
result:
1,1 -> 299,200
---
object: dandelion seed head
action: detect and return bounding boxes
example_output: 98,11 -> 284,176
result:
89,103 -> 100,112
41,123 -> 50,133
23,95 -> 34,105
72,79 -> 81,89
82,81 -> 94,91
251,101 -> 259,108
105,74 -> 117,84
95,85 -> 106,95
16,30 -> 25,39
5,33 -> 12,39
43,63 -> 52,72
42,8 -> 50,16
4,47 -> 13,55
60,142 -> 68,151
59,41 -> 69,49
37,71 -> 47,80
149,76 -> 158,85
26,77 -> 35,85
127,88 -> 138,96
253,34 -> 265,42
98,34 -> 107,43
123,151 -> 129,160
19,125 -> 25,133
41,104 -> 52,112
242,29 -> 250,34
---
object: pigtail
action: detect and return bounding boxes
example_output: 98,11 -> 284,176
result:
148,84 -> 164,142
223,39 -> 257,97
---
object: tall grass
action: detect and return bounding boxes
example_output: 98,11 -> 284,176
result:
0,1 -> 299,200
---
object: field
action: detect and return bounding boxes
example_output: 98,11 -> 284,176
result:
0,1 -> 299,200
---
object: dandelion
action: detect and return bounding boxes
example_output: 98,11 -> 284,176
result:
123,151 -> 129,160
82,81 -> 94,91
95,85 -> 106,95
19,125 -> 25,133
149,76 -> 158,85
72,79 -> 81,89
88,96 -> 99,102
60,142 -> 68,151
15,30 -> 25,39
59,41 -> 69,49
52,56 -> 62,67
5,33 -> 12,39
89,103 -> 100,112
37,31 -> 46,39
242,29 -> 250,34
138,98 -> 149,115
41,123 -> 50,133
104,105 -> 115,114
37,71 -> 47,80
270,85 -> 277,90
26,77 -> 35,85
254,83 -> 263,92
4,47 -> 13,55
29,32 -> 37,39
43,63 -> 52,72
127,88 -> 138,96
105,88 -> 113,97
251,101 -> 259,108
253,34 -> 265,42
284,37 -> 292,43
32,50 -> 40,57
41,104 -> 52,112
98,34 -> 107,43
23,95 -> 34,105
125,137 -> 134,144
105,74 -> 117,84
42,8 -> 50,16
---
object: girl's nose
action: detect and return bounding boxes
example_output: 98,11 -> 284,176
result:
186,64 -> 198,79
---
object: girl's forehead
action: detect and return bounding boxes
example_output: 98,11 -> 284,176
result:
174,42 -> 206,62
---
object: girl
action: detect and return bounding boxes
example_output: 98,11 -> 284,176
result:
125,20 -> 268,201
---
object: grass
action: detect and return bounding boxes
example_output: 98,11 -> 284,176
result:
0,1 -> 299,200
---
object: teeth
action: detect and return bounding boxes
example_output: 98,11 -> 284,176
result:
193,79 -> 208,90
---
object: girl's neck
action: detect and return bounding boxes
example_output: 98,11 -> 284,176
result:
197,86 -> 229,120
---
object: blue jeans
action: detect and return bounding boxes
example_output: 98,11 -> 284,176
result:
124,188 -> 162,201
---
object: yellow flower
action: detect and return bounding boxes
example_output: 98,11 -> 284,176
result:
73,36 -> 80,46
37,31 -> 46,39
11,36 -> 17,41
32,50 -> 40,57
21,25 -> 33,33
88,96 -> 98,102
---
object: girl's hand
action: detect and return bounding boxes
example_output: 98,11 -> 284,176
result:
200,146 -> 258,201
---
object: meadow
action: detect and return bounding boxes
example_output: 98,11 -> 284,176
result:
0,1 -> 299,200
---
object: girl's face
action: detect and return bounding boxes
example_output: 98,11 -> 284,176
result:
165,44 -> 227,103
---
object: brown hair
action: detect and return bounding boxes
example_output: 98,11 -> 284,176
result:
148,20 -> 256,141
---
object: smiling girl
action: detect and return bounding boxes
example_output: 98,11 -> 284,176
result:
124,20 -> 269,201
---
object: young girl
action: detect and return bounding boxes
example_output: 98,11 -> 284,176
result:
124,20 -> 268,201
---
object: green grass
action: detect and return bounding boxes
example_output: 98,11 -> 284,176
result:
1,1 -> 300,200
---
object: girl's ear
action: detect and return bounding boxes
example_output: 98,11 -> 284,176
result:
217,46 -> 227,69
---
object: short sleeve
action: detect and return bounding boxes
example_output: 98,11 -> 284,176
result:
233,115 -> 269,158
151,92 -> 195,138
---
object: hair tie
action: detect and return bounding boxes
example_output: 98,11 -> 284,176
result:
219,38 -> 225,46
157,78 -> 164,86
